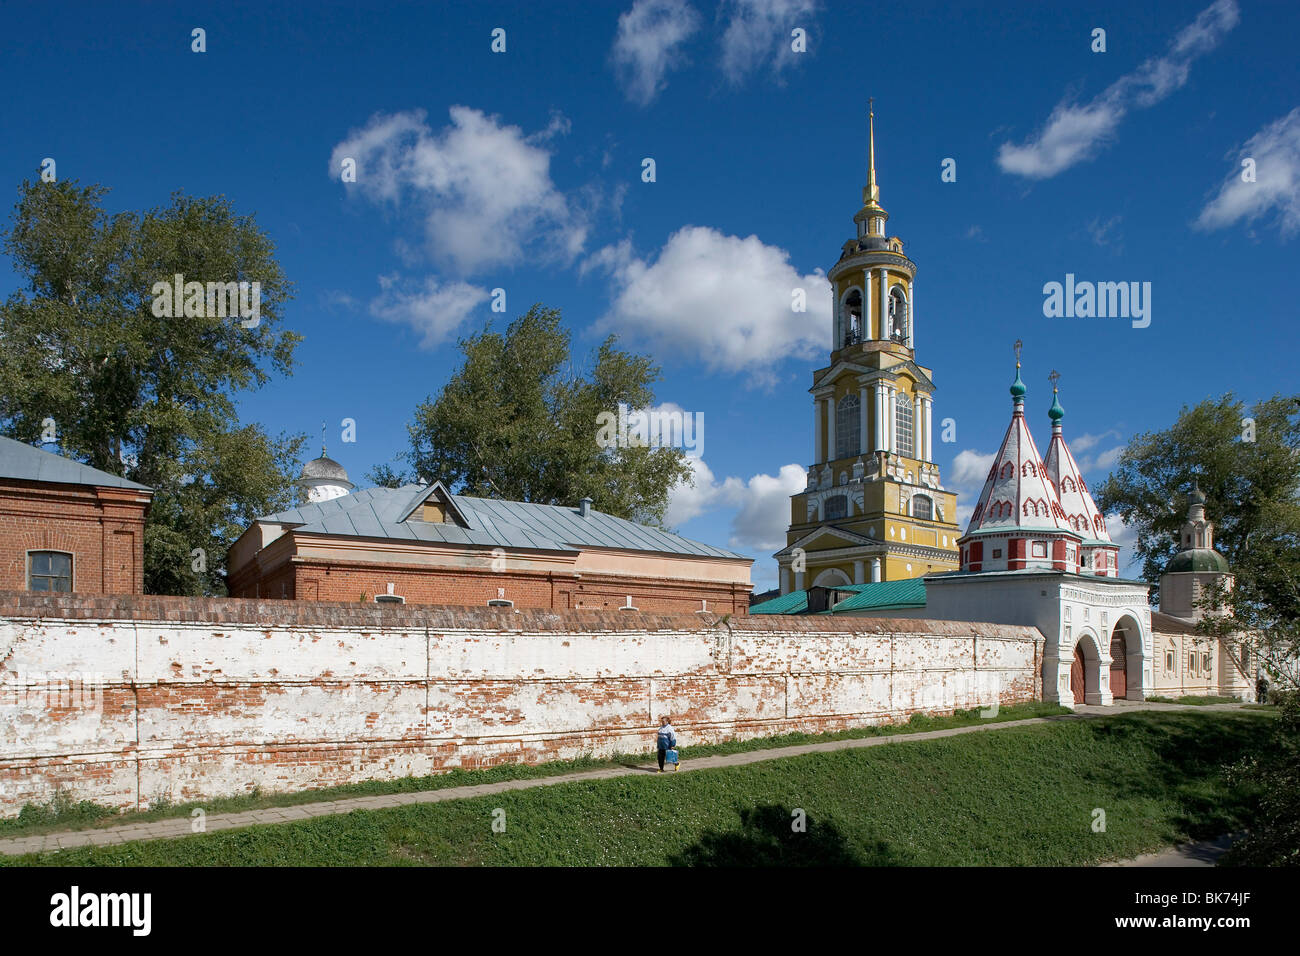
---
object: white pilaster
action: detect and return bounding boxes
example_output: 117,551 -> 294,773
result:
859,385 -> 869,452
780,566 -> 791,594
826,396 -> 836,462
886,385 -> 897,454
873,384 -> 886,452
879,270 -> 889,339
865,269 -> 875,339
914,394 -> 923,460
813,400 -> 823,463
870,557 -> 882,582
923,397 -> 933,461
907,280 -> 915,349
794,569 -> 805,591
853,559 -> 865,584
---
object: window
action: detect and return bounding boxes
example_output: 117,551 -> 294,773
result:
487,598 -> 514,608
888,286 -> 909,343
28,551 -> 72,592
835,394 -> 861,460
375,594 -> 405,605
841,289 -> 863,347
1031,541 -> 1047,558
992,548 -> 1003,559
1166,650 -> 1175,673
1202,652 -> 1212,675
1188,652 -> 1198,676
825,494 -> 848,520
894,392 -> 914,457
912,495 -> 933,520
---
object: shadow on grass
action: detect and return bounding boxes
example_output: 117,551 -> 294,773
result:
667,804 -> 909,867
1079,711 -> 1271,840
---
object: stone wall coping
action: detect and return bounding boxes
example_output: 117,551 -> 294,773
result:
0,591 -> 1042,641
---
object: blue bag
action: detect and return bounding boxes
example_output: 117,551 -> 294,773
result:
665,748 -> 679,765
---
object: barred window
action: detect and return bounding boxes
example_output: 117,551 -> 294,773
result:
825,495 -> 848,520
912,495 -> 933,520
28,551 -> 72,592
835,394 -> 861,460
894,392 -> 914,457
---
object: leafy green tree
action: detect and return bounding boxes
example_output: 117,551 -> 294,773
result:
1224,690 -> 1300,866
0,176 -> 305,594
402,305 -> 692,526
1096,393 -> 1300,689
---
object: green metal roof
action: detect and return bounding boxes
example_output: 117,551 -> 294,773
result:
1166,549 -> 1229,573
750,578 -> 927,615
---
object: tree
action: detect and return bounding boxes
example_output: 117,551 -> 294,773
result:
402,305 -> 692,526
0,176 -> 305,594
1096,393 -> 1300,690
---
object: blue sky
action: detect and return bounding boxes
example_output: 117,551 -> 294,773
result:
2,0 -> 1297,588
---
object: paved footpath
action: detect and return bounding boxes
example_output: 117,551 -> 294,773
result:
0,700 -> 1251,858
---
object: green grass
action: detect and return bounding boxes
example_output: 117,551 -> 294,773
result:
1145,695 -> 1242,706
3,709 -> 1273,867
0,700 -> 1066,838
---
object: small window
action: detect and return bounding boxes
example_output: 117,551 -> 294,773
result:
1031,541 -> 1047,558
487,599 -> 514,608
1166,651 -> 1175,672
825,495 -> 848,520
1188,652 -> 1197,676
28,551 -> 72,592
375,593 -> 405,605
991,548 -> 1003,559
912,495 -> 933,520
1202,652 -> 1212,674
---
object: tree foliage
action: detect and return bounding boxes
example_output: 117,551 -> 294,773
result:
402,305 -> 692,526
0,176 -> 305,594
1096,393 -> 1300,689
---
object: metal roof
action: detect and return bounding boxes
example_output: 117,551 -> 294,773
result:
751,578 -> 928,615
255,484 -> 749,560
0,435 -> 152,491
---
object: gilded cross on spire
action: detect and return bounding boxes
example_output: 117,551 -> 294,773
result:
866,97 -> 880,204
321,421 -> 327,458
1049,369 -> 1060,392
1013,339 -> 1023,368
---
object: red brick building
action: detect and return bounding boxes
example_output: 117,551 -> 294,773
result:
0,436 -> 153,594
228,456 -> 753,614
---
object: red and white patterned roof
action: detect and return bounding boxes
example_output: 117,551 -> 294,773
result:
963,390 -> 1071,538
1044,401 -> 1112,544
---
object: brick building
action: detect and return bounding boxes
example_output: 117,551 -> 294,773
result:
0,435 -> 153,594
227,455 -> 753,613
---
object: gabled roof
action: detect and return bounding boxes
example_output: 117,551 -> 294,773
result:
0,435 -> 152,492
254,484 -> 748,560
776,524 -> 882,557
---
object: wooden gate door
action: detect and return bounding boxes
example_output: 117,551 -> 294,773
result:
1072,644 -> 1086,704
1110,633 -> 1128,699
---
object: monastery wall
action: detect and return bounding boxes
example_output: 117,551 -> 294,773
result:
0,592 -> 1042,817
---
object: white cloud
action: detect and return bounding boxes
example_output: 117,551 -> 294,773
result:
997,0 -> 1239,179
1068,429 -> 1121,453
719,0 -> 817,85
369,274 -> 490,348
330,107 -> 588,275
949,449 -> 996,486
611,0 -> 701,106
1196,107 -> 1300,238
666,458 -> 804,553
1078,445 -> 1124,473
1086,215 -> 1124,249
586,226 -> 829,383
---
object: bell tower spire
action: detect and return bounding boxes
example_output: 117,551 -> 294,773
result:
865,98 -> 880,206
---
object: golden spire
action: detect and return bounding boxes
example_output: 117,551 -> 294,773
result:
865,98 -> 881,205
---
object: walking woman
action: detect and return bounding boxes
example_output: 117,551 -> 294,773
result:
656,715 -> 679,772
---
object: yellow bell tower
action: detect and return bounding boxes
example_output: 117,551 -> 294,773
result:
776,102 -> 961,593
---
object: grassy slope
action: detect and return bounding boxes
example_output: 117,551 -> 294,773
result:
5,709 -> 1272,866
0,701 -> 1066,838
